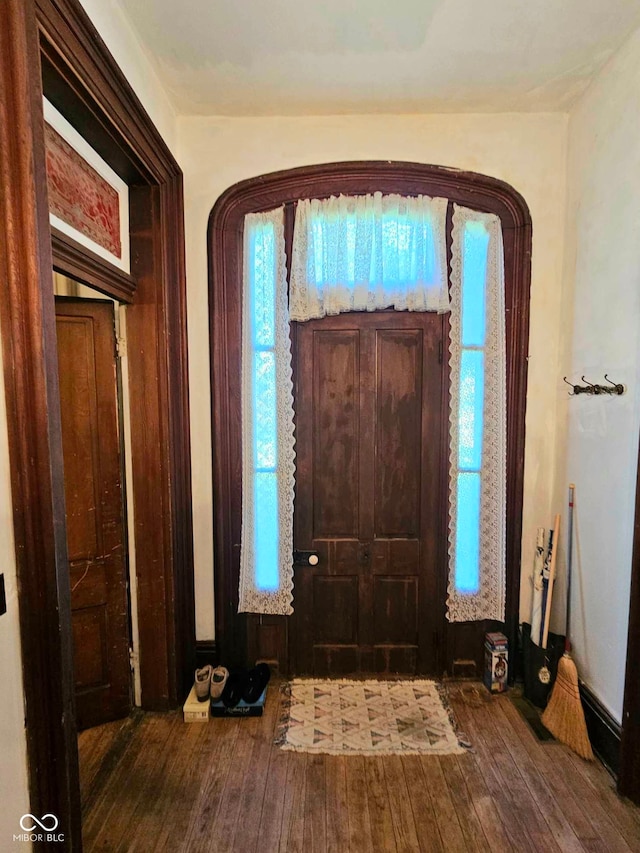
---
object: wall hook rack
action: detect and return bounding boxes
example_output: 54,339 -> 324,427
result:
563,375 -> 625,396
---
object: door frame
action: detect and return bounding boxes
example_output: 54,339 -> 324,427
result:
620,439 -> 640,803
0,0 -> 194,848
208,162 -> 532,675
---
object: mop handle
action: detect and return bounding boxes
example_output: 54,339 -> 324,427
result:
566,484 -> 575,653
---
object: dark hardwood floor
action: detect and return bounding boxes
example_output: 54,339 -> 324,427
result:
78,682 -> 640,852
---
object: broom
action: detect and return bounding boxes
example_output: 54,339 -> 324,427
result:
541,485 -> 594,760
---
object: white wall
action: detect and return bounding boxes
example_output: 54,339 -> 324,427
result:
178,112 -> 568,641
0,338 -> 31,850
556,26 -> 640,722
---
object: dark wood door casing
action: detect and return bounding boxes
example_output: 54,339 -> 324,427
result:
208,161 -> 532,677
0,0 -> 194,848
55,298 -> 131,729
620,436 -> 640,804
0,1 -> 81,845
33,0 -> 195,712
292,313 -> 445,676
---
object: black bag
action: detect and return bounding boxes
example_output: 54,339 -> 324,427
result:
521,621 -> 566,708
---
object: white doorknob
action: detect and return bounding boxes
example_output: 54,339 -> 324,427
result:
308,554 -> 319,566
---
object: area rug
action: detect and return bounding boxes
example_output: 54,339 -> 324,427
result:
275,679 -> 470,756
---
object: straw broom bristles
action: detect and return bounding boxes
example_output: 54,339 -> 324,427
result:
541,652 -> 594,760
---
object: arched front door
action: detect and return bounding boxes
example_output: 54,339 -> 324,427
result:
208,161 -> 531,677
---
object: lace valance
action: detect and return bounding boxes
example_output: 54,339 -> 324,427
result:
290,192 -> 450,321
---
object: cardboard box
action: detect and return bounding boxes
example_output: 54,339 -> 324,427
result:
210,688 -> 267,717
484,631 -> 508,693
183,685 -> 210,722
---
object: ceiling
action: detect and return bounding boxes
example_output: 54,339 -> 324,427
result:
119,0 -> 640,116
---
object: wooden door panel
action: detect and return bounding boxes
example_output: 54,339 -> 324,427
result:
72,607 -> 108,687
56,298 -> 131,730
331,540 -> 360,574
312,575 -> 359,643
371,539 -> 420,575
373,577 -> 418,643
373,647 -> 418,674
314,646 -> 359,677
69,561 -> 107,608
57,316 -> 102,561
374,329 -> 422,537
292,312 -> 444,677
312,329 -> 359,538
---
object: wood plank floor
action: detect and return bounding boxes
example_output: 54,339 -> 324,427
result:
78,682 -> 640,852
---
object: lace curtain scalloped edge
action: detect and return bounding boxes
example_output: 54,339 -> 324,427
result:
446,205 -> 506,624
238,208 -> 295,616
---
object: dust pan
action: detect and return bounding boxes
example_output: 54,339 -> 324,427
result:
541,485 -> 593,760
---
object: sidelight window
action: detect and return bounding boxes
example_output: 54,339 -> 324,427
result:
239,209 -> 295,615
447,207 -> 506,622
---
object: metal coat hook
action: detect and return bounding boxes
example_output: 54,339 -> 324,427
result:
581,376 -> 602,395
604,374 -> 625,395
564,375 -> 626,396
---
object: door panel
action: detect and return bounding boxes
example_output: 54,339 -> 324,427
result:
291,312 -> 444,676
312,330 -> 359,537
55,298 -> 131,729
375,329 -> 422,537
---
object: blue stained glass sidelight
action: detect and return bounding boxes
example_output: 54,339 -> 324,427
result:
253,351 -> 277,470
248,218 -> 280,594
461,222 -> 489,348
455,217 -> 490,597
455,472 -> 481,594
458,350 -> 485,471
251,225 -> 276,347
254,472 -> 279,591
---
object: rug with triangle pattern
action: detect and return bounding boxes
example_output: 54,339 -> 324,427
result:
275,679 -> 469,755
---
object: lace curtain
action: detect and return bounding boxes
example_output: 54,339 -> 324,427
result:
239,208 -> 295,615
446,205 -> 506,623
290,192 -> 450,321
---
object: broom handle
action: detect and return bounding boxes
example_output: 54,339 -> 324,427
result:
541,514 -> 561,649
566,485 -> 575,653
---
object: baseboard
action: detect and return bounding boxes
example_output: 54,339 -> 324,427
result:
579,682 -> 621,777
195,640 -> 219,669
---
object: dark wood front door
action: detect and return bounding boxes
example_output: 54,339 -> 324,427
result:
291,311 -> 445,676
55,298 -> 131,729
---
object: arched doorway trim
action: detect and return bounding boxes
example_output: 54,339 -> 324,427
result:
208,161 -> 532,674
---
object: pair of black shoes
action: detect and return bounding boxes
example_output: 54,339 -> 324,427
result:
221,663 -> 270,708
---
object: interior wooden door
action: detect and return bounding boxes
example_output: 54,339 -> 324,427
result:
55,297 -> 131,729
291,311 -> 445,676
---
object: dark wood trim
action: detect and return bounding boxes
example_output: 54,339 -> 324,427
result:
620,430 -> 640,804
35,0 -> 195,709
35,0 -> 176,183
580,683 -> 621,778
0,0 -> 80,847
0,0 -> 194,846
208,162 -> 532,674
195,640 -> 220,670
51,227 -> 136,303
